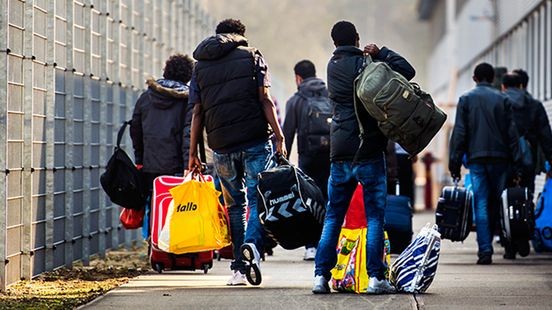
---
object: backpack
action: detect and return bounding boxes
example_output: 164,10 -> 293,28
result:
100,121 -> 147,210
354,55 -> 446,156
299,92 -> 332,154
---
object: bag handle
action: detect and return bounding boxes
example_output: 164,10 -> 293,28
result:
116,120 -> 132,149
264,152 -> 290,170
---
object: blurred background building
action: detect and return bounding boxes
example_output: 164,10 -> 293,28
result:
0,0 -> 550,289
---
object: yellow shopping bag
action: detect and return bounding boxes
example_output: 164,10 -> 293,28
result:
331,227 -> 369,293
158,174 -> 231,254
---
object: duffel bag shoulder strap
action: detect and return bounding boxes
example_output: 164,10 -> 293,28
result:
116,120 -> 132,150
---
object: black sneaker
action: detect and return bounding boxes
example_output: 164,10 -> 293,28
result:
503,244 -> 517,260
477,254 -> 492,265
241,243 -> 262,285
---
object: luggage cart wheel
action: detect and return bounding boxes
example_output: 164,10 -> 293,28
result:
203,264 -> 209,274
154,263 -> 164,274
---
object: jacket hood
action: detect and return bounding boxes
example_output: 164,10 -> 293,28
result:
504,88 -> 526,108
146,78 -> 189,109
193,34 -> 248,61
298,77 -> 328,96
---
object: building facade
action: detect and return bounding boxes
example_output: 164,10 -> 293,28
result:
419,0 -> 552,195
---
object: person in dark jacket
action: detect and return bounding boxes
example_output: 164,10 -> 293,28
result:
449,63 -> 520,265
188,19 -> 286,287
512,69 -> 552,186
501,72 -> 552,259
283,60 -> 331,261
130,54 -> 194,192
312,21 -> 415,295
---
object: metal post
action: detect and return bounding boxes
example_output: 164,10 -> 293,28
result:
0,0 -> 8,291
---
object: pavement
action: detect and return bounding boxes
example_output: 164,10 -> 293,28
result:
81,212 -> 552,309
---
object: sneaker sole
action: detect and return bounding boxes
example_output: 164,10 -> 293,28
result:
312,288 -> 330,294
245,264 -> 262,286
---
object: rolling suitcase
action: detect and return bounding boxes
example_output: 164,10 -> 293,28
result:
385,182 -> 413,254
150,175 -> 214,273
533,178 -> 552,252
500,187 -> 534,245
435,180 -> 473,242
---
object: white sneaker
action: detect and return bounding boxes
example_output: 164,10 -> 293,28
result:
303,247 -> 317,261
367,277 -> 396,294
226,270 -> 246,286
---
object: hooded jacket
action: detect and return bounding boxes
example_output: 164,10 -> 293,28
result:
192,34 -> 269,152
327,46 -> 416,162
505,88 -> 552,172
130,78 -> 191,174
449,83 -> 520,174
283,77 -> 330,155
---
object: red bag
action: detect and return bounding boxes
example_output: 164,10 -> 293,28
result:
343,183 -> 367,229
120,207 -> 145,229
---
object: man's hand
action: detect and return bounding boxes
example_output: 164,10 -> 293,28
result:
363,44 -> 380,57
275,135 -> 287,157
188,154 -> 202,172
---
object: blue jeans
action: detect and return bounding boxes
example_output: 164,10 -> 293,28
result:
469,163 -> 509,257
314,154 -> 387,280
213,141 -> 272,272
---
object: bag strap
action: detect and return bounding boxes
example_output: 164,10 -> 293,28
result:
116,120 -> 132,149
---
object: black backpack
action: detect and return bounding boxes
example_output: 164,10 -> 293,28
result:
100,121 -> 147,210
299,93 -> 332,154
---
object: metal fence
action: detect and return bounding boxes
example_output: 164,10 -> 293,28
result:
0,0 -> 214,290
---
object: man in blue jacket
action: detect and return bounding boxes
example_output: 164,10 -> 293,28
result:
449,63 -> 520,265
312,20 -> 415,294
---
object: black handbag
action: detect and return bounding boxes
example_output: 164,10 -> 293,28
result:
100,121 -> 147,210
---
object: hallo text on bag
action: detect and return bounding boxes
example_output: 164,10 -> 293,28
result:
177,202 -> 198,212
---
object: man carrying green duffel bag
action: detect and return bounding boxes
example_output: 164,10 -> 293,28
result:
354,49 -> 447,157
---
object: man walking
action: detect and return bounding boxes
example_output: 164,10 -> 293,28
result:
312,20 -> 415,294
449,63 -> 520,265
130,53 -> 195,201
501,71 -> 552,259
283,60 -> 331,261
511,69 -> 552,192
188,19 -> 286,286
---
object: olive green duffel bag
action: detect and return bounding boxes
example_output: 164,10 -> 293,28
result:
354,56 -> 446,156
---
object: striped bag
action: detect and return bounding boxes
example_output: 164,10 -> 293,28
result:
390,223 -> 441,293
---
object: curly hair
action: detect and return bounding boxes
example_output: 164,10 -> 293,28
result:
215,19 -> 246,36
163,54 -> 195,83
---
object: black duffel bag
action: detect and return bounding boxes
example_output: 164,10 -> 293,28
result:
101,120 -> 147,210
256,155 -> 325,250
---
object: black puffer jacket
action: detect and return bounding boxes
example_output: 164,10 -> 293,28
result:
327,46 -> 415,161
130,78 -> 191,174
193,34 -> 269,152
283,77 -> 329,155
449,83 -> 520,174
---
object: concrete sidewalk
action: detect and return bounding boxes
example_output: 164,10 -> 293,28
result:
82,212 -> 552,309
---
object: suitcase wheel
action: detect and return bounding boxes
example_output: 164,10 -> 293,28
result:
202,264 -> 209,274
154,263 -> 164,274
215,251 -> 221,261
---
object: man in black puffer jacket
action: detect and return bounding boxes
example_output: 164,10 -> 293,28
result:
188,19 -> 285,287
130,54 -> 195,194
312,21 -> 415,295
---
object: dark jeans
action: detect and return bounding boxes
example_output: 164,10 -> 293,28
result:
213,141 -> 272,272
299,153 -> 330,249
469,163 -> 509,257
314,153 -> 387,280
